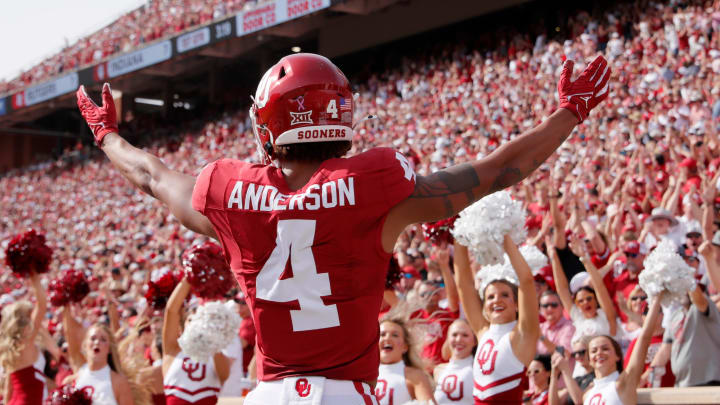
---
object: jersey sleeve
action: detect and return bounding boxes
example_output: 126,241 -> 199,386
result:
192,161 -> 219,215
374,148 -> 417,209
192,159 -> 243,214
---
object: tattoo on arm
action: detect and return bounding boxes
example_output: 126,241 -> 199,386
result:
411,163 -> 481,217
489,158 -> 543,194
489,167 -> 524,193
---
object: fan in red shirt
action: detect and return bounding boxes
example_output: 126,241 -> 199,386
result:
77,52 -> 610,404
410,252 -> 460,367
623,304 -> 676,387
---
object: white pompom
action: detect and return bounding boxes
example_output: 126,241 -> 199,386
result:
475,262 -> 519,299
178,301 -> 241,363
519,245 -> 548,275
639,239 -> 696,306
451,190 -> 527,265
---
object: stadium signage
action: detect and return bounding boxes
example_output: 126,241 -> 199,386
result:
107,40 -> 172,78
4,0 -> 331,113
287,0 -> 329,19
177,27 -> 211,53
238,3 -> 282,35
236,0 -> 330,36
14,73 -> 80,108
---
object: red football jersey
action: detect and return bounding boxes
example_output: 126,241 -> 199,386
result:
192,148 -> 416,382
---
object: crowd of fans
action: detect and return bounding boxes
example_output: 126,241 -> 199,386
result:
2,0 -> 720,403
0,0 -> 271,96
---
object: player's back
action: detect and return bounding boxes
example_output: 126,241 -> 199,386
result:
192,147 -> 416,382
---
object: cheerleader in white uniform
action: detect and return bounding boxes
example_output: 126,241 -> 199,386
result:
454,235 -> 540,405
162,279 -> 229,405
376,318 -> 434,404
580,295 -> 663,405
433,319 -> 475,404
62,302 -> 133,405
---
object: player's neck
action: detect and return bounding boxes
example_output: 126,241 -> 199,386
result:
279,160 -> 324,191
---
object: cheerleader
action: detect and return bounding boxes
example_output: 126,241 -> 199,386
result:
581,296 -> 662,405
454,235 -> 540,404
61,302 -> 134,405
376,317 -> 435,404
0,274 -> 48,405
162,278 -> 230,405
433,319 -> 475,404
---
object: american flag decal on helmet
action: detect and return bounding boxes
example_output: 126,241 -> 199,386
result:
339,98 -> 351,111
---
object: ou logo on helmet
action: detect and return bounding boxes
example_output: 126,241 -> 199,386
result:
254,65 -> 279,109
477,339 -> 498,375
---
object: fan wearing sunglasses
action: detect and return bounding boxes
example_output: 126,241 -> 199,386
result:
615,287 -> 647,342
537,291 -> 575,358
547,337 -> 594,405
611,241 -> 646,305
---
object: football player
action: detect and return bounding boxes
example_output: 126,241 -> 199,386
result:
77,53 -> 610,404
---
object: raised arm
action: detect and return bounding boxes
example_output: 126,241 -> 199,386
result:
578,254 -> 617,336
28,274 -> 47,342
436,246 -> 459,312
383,57 -> 611,251
569,234 -> 617,335
453,242 -> 487,334
76,84 -> 216,239
619,296 -> 662,393
162,278 -> 192,359
504,235 -> 540,363
547,238 -> 573,314
699,241 -> 720,296
62,306 -> 86,370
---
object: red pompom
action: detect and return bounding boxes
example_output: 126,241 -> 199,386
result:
48,269 -> 90,307
421,216 -> 457,246
145,270 -> 182,310
182,242 -> 235,299
385,256 -> 402,290
5,229 -> 53,277
46,385 -> 92,405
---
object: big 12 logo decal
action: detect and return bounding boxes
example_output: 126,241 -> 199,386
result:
441,374 -> 464,401
374,379 -> 395,404
477,339 -> 498,375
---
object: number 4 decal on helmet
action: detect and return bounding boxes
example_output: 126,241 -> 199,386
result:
255,220 -> 340,331
326,99 -> 338,119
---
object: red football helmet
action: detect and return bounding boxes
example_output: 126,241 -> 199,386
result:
250,53 -> 354,163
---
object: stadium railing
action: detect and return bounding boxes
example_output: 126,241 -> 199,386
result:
215,387 -> 720,405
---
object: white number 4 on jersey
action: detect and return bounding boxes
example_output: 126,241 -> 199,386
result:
255,220 -> 340,331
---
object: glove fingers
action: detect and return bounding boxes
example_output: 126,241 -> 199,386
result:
579,55 -> 605,81
101,83 -> 113,108
77,85 -> 99,109
594,66 -> 612,98
588,58 -> 608,84
559,60 -> 574,91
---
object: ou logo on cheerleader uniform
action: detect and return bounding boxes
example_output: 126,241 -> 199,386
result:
375,379 -> 394,403
441,374 -> 464,401
477,339 -> 498,375
181,358 -> 206,381
588,393 -> 606,405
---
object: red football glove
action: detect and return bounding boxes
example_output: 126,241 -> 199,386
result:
76,83 -> 118,146
558,55 -> 611,123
